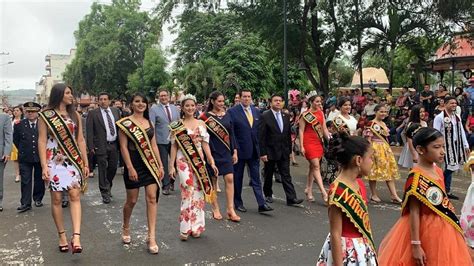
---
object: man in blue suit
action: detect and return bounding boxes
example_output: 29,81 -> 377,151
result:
228,89 -> 273,213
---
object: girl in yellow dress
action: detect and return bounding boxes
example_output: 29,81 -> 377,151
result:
363,104 -> 402,204
11,106 -> 23,182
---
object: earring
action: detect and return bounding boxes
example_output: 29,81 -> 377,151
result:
358,166 -> 361,174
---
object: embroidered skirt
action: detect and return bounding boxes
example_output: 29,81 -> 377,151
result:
317,234 -> 377,266
365,141 -> 400,181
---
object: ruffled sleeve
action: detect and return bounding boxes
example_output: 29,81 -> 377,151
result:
200,125 -> 210,143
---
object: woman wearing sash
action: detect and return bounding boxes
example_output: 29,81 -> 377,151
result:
169,94 -> 218,241
38,83 -> 89,254
200,91 -> 240,222
116,92 -> 164,254
398,105 -> 427,169
363,104 -> 402,204
317,132 -> 377,265
378,126 -> 472,265
333,97 -> 358,136
299,92 -> 330,203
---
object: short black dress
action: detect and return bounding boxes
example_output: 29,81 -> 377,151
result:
123,125 -> 160,191
204,112 -> 237,176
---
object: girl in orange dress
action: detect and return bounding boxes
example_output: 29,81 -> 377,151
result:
378,126 -> 472,266
299,93 -> 330,203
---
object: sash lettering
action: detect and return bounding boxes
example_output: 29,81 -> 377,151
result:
169,120 -> 216,203
39,109 -> 87,192
116,117 -> 162,189
200,113 -> 231,151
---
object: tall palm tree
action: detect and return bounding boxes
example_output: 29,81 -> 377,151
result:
353,3 -> 429,92
183,58 -> 224,101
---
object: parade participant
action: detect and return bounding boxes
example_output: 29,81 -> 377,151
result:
398,105 -> 427,169
433,96 -> 469,200
363,104 -> 402,203
116,92 -> 164,254
86,92 -> 120,204
317,132 -> 377,265
11,106 -> 22,182
299,91 -> 330,203
169,94 -> 219,240
14,102 -> 45,212
462,151 -> 474,248
228,89 -> 272,213
332,97 -> 358,136
199,91 -> 240,222
260,94 -> 303,207
149,88 -> 179,195
378,126 -> 472,265
0,111 -> 12,212
38,83 -> 89,253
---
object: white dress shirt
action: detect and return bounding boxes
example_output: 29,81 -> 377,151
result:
271,109 -> 284,132
100,107 -> 117,142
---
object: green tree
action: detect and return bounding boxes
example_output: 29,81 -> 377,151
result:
64,0 -> 156,96
127,47 -> 170,96
181,58 -> 224,102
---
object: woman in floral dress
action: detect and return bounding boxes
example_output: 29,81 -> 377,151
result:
169,94 -> 218,241
38,83 -> 89,253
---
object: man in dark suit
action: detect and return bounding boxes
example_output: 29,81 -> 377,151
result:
259,95 -> 303,207
14,102 -> 44,213
228,89 -> 273,213
86,92 -> 120,204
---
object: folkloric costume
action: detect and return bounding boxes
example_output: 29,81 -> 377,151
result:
363,121 -> 400,181
434,111 -> 468,171
378,166 -> 472,265
461,152 -> 474,248
317,179 -> 377,265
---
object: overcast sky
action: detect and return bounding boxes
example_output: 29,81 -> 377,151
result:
0,0 -> 173,91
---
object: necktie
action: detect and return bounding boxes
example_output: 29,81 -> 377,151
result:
245,108 -> 253,127
31,122 -> 36,130
165,105 -> 172,122
276,112 -> 283,133
105,109 -> 116,136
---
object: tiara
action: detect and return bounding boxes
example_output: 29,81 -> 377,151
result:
306,90 -> 318,99
182,94 -> 197,102
412,126 -> 423,136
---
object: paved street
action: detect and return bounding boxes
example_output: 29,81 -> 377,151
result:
0,156 -> 471,265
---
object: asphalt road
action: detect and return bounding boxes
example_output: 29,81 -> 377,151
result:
0,157 -> 470,265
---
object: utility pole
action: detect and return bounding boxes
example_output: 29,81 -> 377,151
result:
283,0 -> 288,105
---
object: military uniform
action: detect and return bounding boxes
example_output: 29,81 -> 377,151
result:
14,102 -> 44,212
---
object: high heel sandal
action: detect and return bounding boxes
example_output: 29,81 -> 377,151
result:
227,212 -> 241,223
391,197 -> 403,204
70,233 -> 82,254
179,232 -> 188,241
146,236 -> 159,254
304,188 -> 315,202
212,210 -> 223,220
121,226 -> 131,244
58,231 -> 69,253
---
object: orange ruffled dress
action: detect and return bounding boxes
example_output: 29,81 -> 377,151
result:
378,167 -> 472,266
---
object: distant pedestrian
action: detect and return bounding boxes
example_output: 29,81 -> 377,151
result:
0,111 -> 13,212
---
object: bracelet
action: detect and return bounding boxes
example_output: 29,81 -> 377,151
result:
411,240 -> 421,245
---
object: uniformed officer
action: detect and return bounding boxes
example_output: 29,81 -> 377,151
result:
14,102 -> 44,213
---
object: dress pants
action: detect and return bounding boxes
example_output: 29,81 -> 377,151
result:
158,143 -> 174,189
444,168 -> 454,193
0,161 -> 5,207
19,162 -> 44,206
263,158 -> 297,202
233,153 -> 265,208
97,143 -> 119,198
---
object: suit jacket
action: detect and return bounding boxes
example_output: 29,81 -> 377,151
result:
259,109 -> 291,161
149,103 -> 179,145
13,119 -> 40,163
0,114 -> 12,158
86,107 -> 120,155
228,104 -> 260,160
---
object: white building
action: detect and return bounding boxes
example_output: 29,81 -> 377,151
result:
36,49 -> 76,104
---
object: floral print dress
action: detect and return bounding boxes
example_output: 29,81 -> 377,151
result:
173,125 -> 210,236
46,116 -> 81,191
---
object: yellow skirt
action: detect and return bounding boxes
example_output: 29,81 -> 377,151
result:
10,144 -> 18,161
365,141 -> 400,181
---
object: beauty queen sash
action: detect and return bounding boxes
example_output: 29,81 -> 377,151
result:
442,111 -> 466,168
402,170 -> 463,235
302,111 -> 324,141
39,109 -> 87,193
199,112 -> 231,151
333,115 -> 349,134
329,181 -> 376,250
116,117 -> 162,189
367,121 -> 389,145
169,120 -> 216,203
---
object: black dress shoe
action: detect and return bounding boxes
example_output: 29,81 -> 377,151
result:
61,201 -> 69,208
34,201 -> 43,207
17,205 -> 32,213
103,197 -> 111,204
258,204 -> 274,213
236,205 -> 247,212
0,206 -> 3,212
287,199 -> 304,206
162,188 -> 170,195
265,196 -> 273,203
447,193 -> 459,200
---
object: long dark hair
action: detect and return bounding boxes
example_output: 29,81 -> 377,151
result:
207,91 -> 224,112
327,131 -> 371,169
12,105 -> 24,121
180,98 -> 196,119
408,105 -> 423,123
47,83 -> 78,125
129,92 -> 150,120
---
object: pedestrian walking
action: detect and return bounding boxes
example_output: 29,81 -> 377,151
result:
0,111 -> 12,212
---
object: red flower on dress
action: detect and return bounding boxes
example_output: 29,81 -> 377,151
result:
53,175 -> 59,182
186,177 -> 193,186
